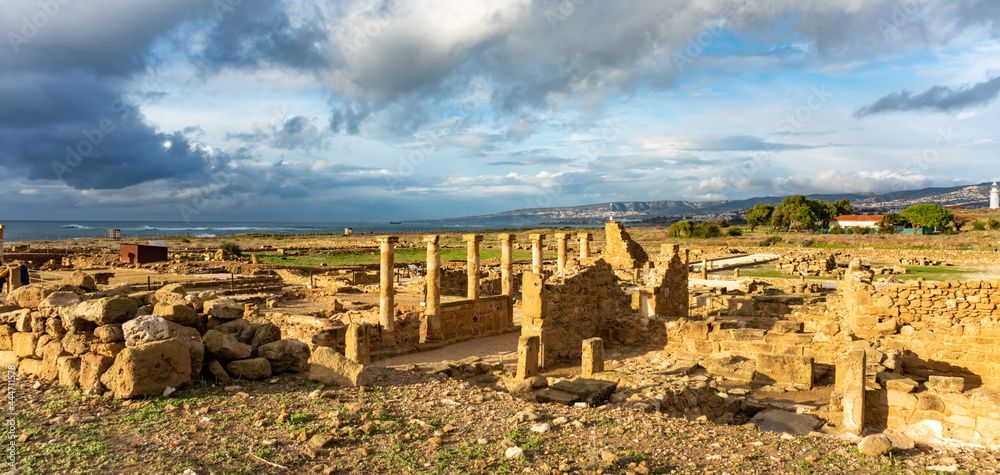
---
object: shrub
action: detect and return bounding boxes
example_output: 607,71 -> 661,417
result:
693,222 -> 722,238
220,242 -> 243,257
830,226 -> 842,235
726,227 -> 743,237
758,235 -> 782,247
800,238 -> 814,248
990,218 -> 1000,230
973,221 -> 987,231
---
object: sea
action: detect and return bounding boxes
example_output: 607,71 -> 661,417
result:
0,220 -> 595,243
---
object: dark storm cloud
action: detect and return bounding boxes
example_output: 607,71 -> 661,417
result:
193,0 -> 328,73
0,0 -> 221,190
854,76 -> 1000,118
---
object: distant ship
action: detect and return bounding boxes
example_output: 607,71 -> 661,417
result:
389,221 -> 402,224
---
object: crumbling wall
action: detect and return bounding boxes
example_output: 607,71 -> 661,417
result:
775,251 -> 838,276
601,222 -> 648,269
521,258 -> 652,363
642,245 -> 688,318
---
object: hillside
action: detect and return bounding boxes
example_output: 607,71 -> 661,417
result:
445,183 -> 995,226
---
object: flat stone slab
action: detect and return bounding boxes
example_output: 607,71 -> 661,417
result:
535,388 -> 580,406
550,378 -> 617,405
751,408 -> 823,436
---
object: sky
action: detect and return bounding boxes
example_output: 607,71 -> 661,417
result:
2,0 -> 1000,223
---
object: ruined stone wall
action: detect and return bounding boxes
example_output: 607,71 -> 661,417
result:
601,222 -> 648,269
775,251 -> 838,276
883,383 -> 1000,449
521,259 -> 653,364
426,295 -> 513,342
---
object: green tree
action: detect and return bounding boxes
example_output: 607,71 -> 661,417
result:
693,222 -> 722,238
790,205 -> 817,231
833,199 -> 853,216
878,213 -> 901,234
953,215 -> 975,232
746,204 -> 774,232
899,204 -> 954,230
667,220 -> 694,238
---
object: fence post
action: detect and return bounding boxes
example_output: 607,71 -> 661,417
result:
147,276 -> 151,292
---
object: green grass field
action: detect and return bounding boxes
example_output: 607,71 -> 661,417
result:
737,264 -> 976,282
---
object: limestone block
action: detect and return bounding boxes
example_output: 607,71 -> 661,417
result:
226,358 -> 272,380
12,333 -> 38,358
122,314 -> 171,347
57,356 -> 81,387
840,347 -> 866,436
754,353 -> 813,390
927,375 -> 965,394
307,346 -> 369,387
204,298 -> 244,320
94,324 -> 125,343
39,291 -> 82,309
62,271 -> 97,292
78,353 -> 114,390
153,303 -> 200,327
516,335 -> 540,380
100,338 -> 192,399
202,330 -> 251,360
345,323 -> 370,364
771,321 -> 803,334
581,338 -> 604,378
258,339 -> 310,373
75,297 -> 139,326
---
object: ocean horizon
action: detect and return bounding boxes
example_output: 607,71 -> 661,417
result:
0,219 -> 600,243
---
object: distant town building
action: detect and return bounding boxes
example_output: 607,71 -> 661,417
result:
830,215 -> 883,229
991,182 -> 999,209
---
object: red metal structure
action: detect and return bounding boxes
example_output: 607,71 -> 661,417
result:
120,244 -> 168,264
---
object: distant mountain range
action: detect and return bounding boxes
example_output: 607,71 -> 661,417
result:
439,183 -> 996,226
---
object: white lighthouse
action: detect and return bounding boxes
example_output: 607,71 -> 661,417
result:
991,182 -> 1000,209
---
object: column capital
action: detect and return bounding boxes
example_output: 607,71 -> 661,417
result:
529,233 -> 545,242
555,233 -> 569,241
577,232 -> 591,239
378,236 -> 399,244
463,234 -> 484,243
423,235 -> 440,244
497,233 -> 516,242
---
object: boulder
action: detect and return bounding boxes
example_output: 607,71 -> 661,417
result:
122,315 -> 170,347
308,346 -> 369,387
204,299 -> 244,320
858,434 -> 893,457
202,330 -> 251,360
166,321 -> 205,377
94,324 -> 125,343
258,339 -> 310,373
63,271 -> 97,292
61,332 -> 95,355
7,284 -> 78,309
95,284 -> 133,298
78,353 -> 114,389
99,338 -> 192,399
153,303 -> 200,327
206,360 -> 231,383
74,297 -> 139,326
251,323 -> 281,349
227,358 -> 272,380
57,356 -> 81,387
154,284 -> 186,303
39,292 -> 82,309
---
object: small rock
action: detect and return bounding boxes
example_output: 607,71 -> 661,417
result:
858,434 -> 893,457
163,387 -> 176,397
428,436 -> 443,447
505,446 -> 524,458
309,434 -> 334,449
513,410 -> 540,422
925,466 -> 958,473
600,450 -> 619,465
224,385 -> 242,392
476,438 -> 488,445
551,416 -> 568,426
530,423 -> 551,433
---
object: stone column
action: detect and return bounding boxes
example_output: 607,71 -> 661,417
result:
578,232 -> 591,259
840,347 -> 867,436
581,338 -> 604,378
516,335 -> 540,379
424,235 -> 443,342
555,233 -> 569,273
378,236 -> 399,347
700,260 -> 708,279
464,234 -> 483,300
0,224 -> 4,265
498,234 -> 515,296
530,234 -> 545,274
346,322 -> 371,364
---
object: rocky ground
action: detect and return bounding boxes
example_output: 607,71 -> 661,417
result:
10,360 -> 1000,475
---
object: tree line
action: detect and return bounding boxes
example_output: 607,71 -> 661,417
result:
746,196 -> 852,232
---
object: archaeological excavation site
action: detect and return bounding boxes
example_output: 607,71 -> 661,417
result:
3,222 -> 1000,474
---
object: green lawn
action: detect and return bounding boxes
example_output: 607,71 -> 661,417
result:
738,264 -> 976,282
256,248 -> 534,266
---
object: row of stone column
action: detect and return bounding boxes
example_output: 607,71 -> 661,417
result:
376,232 -> 595,347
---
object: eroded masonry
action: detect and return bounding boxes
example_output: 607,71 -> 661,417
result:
2,221 -> 1000,450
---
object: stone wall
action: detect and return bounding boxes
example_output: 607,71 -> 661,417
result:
775,251 -> 838,276
601,222 -> 648,269
423,295 -> 513,342
521,258 -> 655,364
